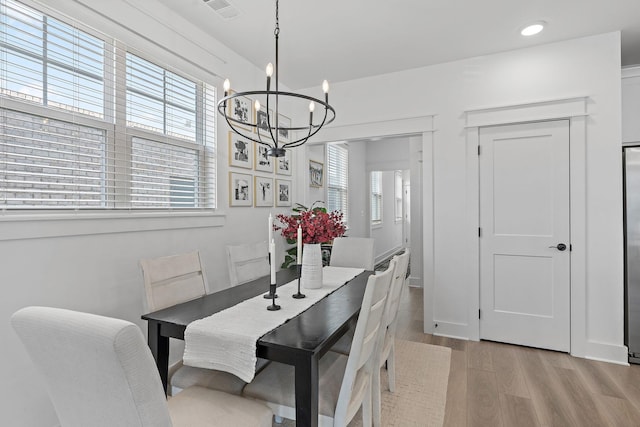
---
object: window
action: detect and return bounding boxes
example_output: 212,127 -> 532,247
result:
394,170 -> 403,222
326,143 -> 348,222
0,0 -> 216,210
371,171 -> 382,224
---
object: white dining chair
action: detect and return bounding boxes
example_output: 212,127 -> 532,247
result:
226,241 -> 271,286
242,259 -> 396,426
11,306 -> 273,427
372,249 -> 410,426
329,237 -> 376,270
327,250 -> 410,426
140,251 -> 248,396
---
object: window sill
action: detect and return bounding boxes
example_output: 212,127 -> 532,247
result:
0,210 -> 226,241
371,222 -> 383,230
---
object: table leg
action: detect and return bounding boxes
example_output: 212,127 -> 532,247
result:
147,321 -> 170,394
295,354 -> 319,427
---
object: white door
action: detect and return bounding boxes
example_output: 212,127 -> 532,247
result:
479,120 -> 570,352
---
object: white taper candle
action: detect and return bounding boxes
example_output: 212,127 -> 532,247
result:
270,239 -> 276,284
297,225 -> 302,265
268,213 -> 273,243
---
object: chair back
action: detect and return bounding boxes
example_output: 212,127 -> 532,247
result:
329,237 -> 376,270
11,307 -> 172,427
140,251 -> 207,312
333,259 -> 396,426
226,241 -> 270,286
381,249 -> 411,358
382,250 -> 411,351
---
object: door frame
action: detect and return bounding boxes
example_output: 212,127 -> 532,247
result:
464,97 -> 588,358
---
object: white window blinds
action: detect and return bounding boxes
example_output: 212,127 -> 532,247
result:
327,143 -> 348,222
0,0 -> 216,209
371,171 -> 382,224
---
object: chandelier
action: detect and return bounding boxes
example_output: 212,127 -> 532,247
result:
217,0 -> 336,157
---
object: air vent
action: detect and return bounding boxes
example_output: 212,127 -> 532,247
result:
203,0 -> 240,20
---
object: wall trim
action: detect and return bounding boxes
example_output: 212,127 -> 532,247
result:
0,211 -> 226,241
584,341 -> 629,365
308,115 -> 436,144
464,97 -> 589,357
622,66 -> 640,79
432,321 -> 469,341
464,96 -> 589,128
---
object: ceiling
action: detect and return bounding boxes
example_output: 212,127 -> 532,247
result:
155,0 -> 640,90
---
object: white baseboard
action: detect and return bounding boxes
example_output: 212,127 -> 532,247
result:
430,320 -> 469,340
579,341 -> 629,365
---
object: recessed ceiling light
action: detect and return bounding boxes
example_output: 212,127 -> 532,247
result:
521,21 -> 546,36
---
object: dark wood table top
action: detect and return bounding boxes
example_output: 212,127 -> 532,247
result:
142,268 -> 373,359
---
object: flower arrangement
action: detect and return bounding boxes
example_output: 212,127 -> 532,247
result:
275,202 -> 346,268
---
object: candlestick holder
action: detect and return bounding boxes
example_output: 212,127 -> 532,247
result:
267,283 -> 281,311
264,253 -> 278,299
292,264 -> 305,299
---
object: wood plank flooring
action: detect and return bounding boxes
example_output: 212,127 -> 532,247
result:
396,286 -> 640,427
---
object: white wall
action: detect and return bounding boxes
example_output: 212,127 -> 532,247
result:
1,1 -> 301,426
304,32 -> 624,363
344,141 -> 368,237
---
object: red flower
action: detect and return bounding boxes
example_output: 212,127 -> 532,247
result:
275,204 -> 346,244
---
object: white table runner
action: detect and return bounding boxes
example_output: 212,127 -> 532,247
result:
183,266 -> 364,382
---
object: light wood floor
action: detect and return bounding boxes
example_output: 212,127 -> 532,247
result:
396,286 -> 640,427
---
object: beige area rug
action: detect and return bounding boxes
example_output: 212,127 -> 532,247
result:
275,339 -> 451,427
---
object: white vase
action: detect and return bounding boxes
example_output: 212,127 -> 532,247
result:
301,243 -> 323,289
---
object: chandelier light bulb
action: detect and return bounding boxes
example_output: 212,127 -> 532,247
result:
223,79 -> 231,92
266,63 -> 274,78
255,100 -> 261,111
309,101 -> 315,112
322,80 -> 329,93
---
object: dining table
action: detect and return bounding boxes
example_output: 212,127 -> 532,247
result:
142,267 -> 373,427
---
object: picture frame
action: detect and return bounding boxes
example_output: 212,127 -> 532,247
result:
309,159 -> 324,187
276,179 -> 292,207
229,172 -> 253,207
228,132 -> 253,169
254,176 -> 274,207
227,91 -> 253,131
276,149 -> 292,176
278,113 -> 291,142
254,105 -> 273,135
255,144 -> 274,173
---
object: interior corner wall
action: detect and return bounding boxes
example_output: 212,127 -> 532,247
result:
319,32 -> 624,362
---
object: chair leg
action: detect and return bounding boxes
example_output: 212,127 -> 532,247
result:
372,365 -> 381,427
387,344 -> 396,393
363,383 -> 373,427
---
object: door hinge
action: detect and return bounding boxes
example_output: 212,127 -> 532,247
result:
570,244 -> 573,251
478,227 -> 482,237
478,146 -> 481,156
479,309 -> 481,319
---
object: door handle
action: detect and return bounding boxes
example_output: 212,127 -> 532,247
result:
548,243 -> 567,251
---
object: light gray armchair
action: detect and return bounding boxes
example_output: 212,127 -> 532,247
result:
11,306 -> 273,427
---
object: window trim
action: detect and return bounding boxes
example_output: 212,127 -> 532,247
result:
370,171 -> 382,226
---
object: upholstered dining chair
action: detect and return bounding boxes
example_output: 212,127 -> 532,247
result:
329,237 -> 376,271
226,241 -> 271,287
242,259 -> 396,426
11,306 -> 273,427
140,251 -> 248,396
